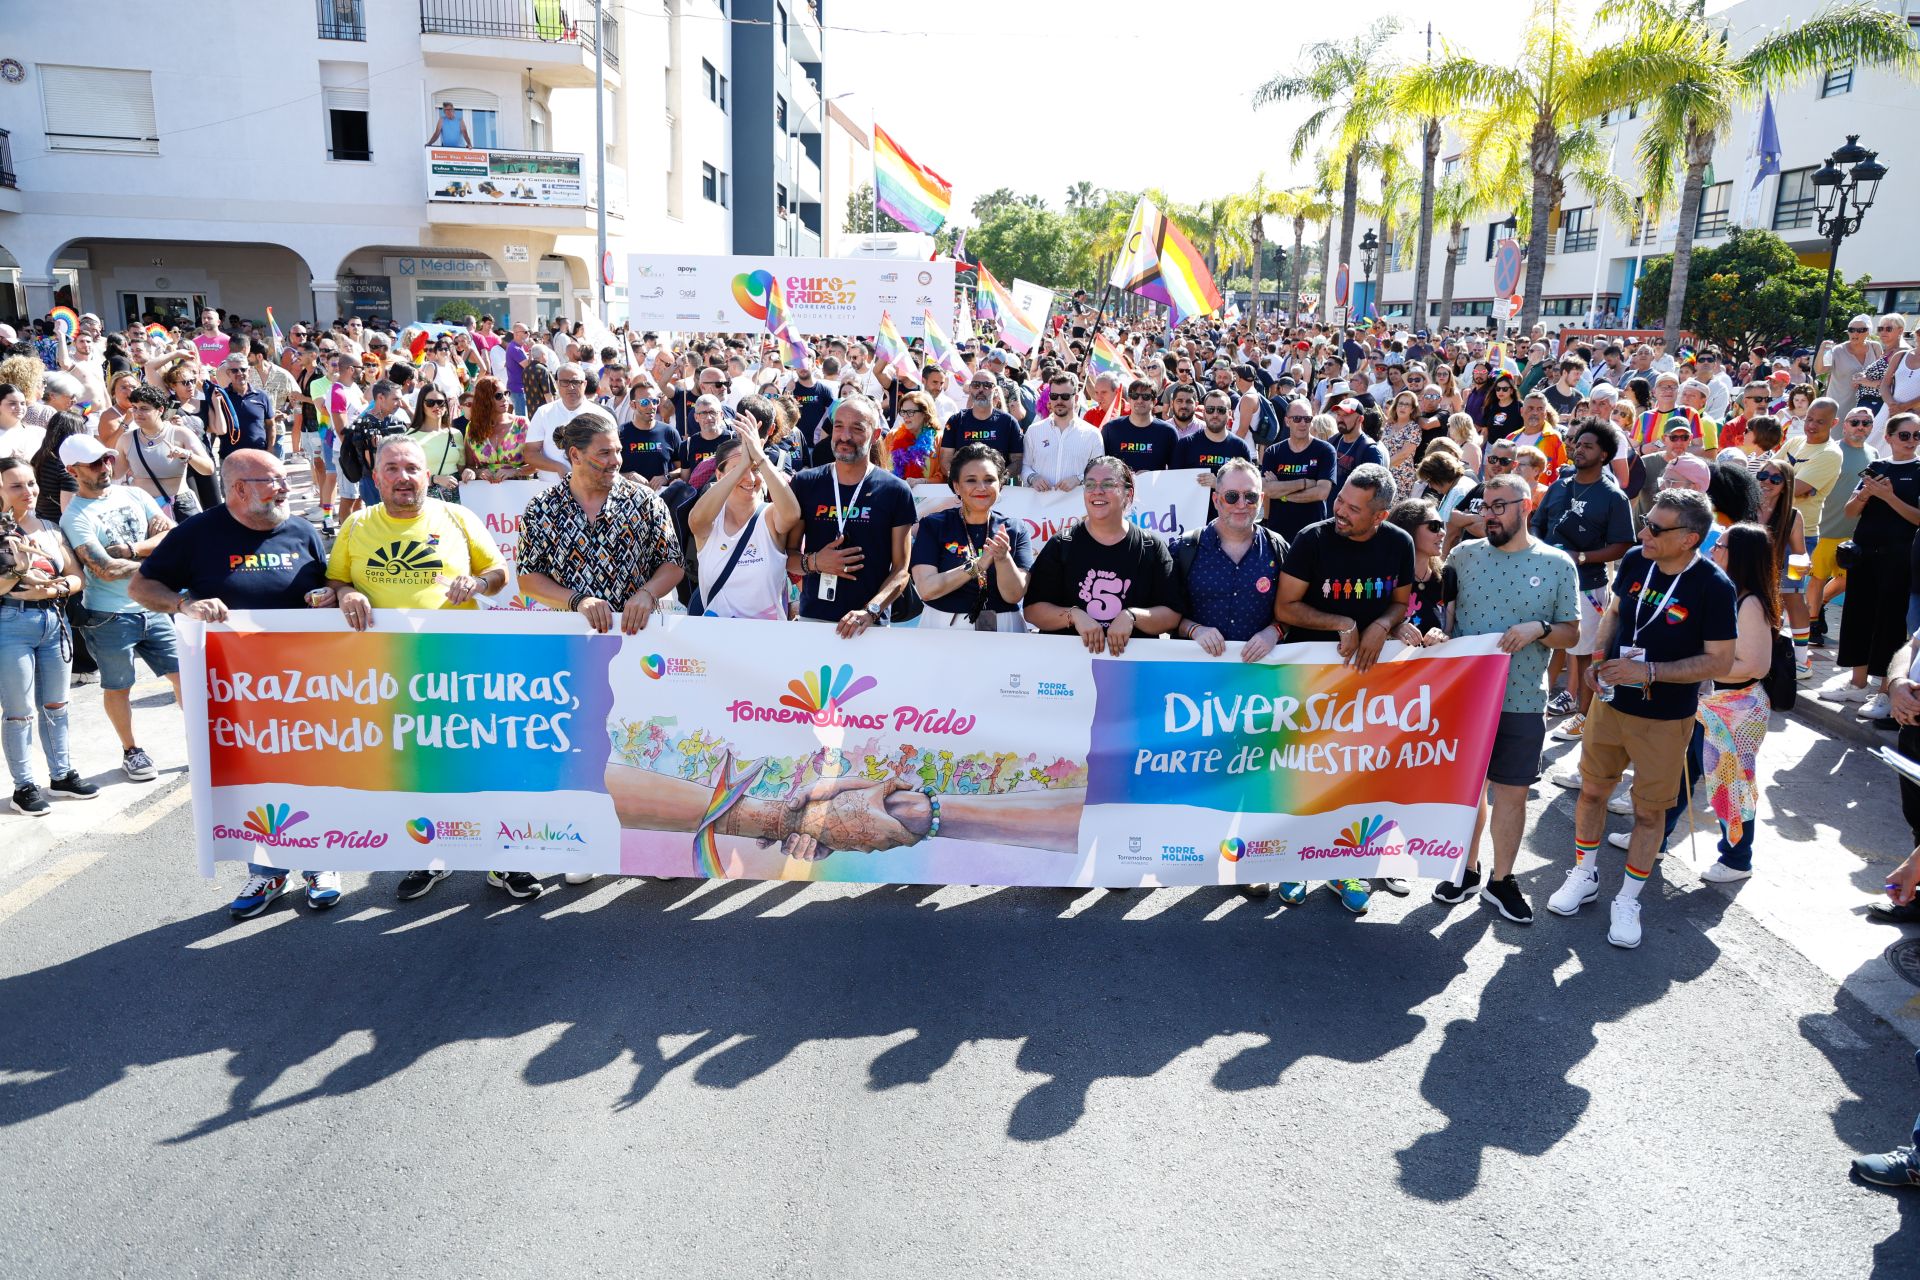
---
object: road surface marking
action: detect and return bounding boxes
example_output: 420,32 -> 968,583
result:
0,852 -> 105,924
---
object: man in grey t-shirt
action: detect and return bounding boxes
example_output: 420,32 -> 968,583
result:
1810,406 -> 1877,647
1434,472 -> 1581,924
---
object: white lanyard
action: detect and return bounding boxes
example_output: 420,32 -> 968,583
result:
832,464 -> 871,540
1628,555 -> 1694,649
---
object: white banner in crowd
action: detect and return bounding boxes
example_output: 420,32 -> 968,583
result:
626,255 -> 956,338
183,614 -> 1506,887
911,469 -> 1212,547
1010,279 -> 1057,334
460,478 -> 557,611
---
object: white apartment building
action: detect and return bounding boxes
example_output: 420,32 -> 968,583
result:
0,0 -> 835,331
1346,0 -> 1920,332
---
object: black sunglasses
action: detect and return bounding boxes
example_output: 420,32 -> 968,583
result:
422,398 -> 447,407
1216,490 -> 1258,506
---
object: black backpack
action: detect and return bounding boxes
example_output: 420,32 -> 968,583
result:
1763,627 -> 1797,712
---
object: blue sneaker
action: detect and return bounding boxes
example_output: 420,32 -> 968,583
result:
1330,878 -> 1372,915
1852,1145 -> 1920,1188
1276,882 -> 1308,906
229,873 -> 288,920
304,871 -> 343,910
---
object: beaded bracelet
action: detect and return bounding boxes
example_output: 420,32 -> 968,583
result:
567,589 -> 586,613
921,786 -> 942,839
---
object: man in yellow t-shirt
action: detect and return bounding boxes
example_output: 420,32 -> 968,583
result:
323,436 -> 534,903
326,437 -> 505,612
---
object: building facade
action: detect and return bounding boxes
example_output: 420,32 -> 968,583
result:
0,0 -> 835,330
1343,0 -> 1920,332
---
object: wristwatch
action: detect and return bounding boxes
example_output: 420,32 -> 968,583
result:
865,601 -> 886,620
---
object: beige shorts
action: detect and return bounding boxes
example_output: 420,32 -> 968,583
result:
1579,698 -> 1694,813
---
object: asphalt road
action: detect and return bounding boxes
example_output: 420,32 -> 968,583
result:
3,712 -> 1920,1278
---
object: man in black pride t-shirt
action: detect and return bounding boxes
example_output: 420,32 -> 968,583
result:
1100,378 -> 1180,472
1023,455 -> 1180,654
788,397 -> 917,638
1552,488 -> 1735,951
1273,462 -> 1416,917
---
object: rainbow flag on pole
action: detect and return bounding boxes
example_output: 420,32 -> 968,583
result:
764,276 -> 809,371
266,306 -> 284,349
873,124 -> 952,234
1090,331 -> 1132,379
873,309 -> 914,379
922,308 -> 969,382
1108,197 -> 1224,327
975,265 -> 1041,354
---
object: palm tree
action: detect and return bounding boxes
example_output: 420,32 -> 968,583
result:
1254,16 -> 1402,322
1398,0 -> 1700,331
1273,186 -> 1334,322
1065,180 -> 1099,212
1602,0 -> 1920,345
1225,175 -> 1291,318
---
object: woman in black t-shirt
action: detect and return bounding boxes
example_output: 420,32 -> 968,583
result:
1023,454 -> 1179,654
1837,411 -> 1920,690
1387,497 -> 1453,644
1478,374 -> 1523,441
911,443 -> 1033,631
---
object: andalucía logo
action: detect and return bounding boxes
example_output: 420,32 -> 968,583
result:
498,819 -> 588,848
731,269 -> 775,320
725,663 -> 976,735
1334,815 -> 1405,856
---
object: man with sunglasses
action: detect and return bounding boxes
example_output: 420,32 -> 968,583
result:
1262,397 -> 1337,543
130,450 -> 335,919
939,370 -> 1022,479
525,362 -> 615,476
1719,381 -> 1775,453
1172,392 -> 1254,481
1024,371 -> 1103,492
615,376 -> 681,488
1434,471 -> 1581,923
1101,378 -> 1180,473
1553,489 -> 1736,948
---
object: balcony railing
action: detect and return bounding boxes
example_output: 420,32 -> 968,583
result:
420,0 -> 619,69
318,0 -> 366,40
0,130 -> 14,189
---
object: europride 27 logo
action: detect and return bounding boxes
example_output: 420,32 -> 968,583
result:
731,269 -> 776,320
406,817 -> 482,845
1220,836 -> 1288,861
725,662 -> 976,735
642,653 -> 707,680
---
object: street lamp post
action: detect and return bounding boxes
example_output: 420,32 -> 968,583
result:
1360,228 -> 1379,326
1811,134 -> 1888,342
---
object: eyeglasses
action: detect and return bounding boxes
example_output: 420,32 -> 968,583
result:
1847,416 -> 1875,426
1642,521 -> 1684,536
1482,498 -> 1525,516
1757,471 -> 1785,485
1486,455 -> 1516,467
233,475 -> 291,490
1215,490 -> 1258,506
900,406 -> 924,415
1084,480 -> 1129,493
1286,414 -> 1311,423
1898,431 -> 1920,443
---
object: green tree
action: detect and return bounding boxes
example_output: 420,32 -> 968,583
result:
844,182 -> 910,235
432,299 -> 482,324
1254,17 -> 1402,323
1601,0 -> 1919,346
971,187 -> 1045,222
1399,1 -> 1701,331
1631,226 -> 1868,350
969,204 -> 1076,292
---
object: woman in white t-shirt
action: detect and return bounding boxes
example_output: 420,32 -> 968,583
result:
686,428 -> 801,619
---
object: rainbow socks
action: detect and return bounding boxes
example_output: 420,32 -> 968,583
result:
1619,862 -> 1651,900
1574,836 -> 1600,870
1791,625 -> 1809,656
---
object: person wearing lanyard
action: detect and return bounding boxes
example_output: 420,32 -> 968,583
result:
787,396 -> 916,638
1550,489 -> 1737,949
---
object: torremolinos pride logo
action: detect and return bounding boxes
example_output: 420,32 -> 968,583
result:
727,663 -> 976,734
731,269 -> 776,320
1335,815 -> 1404,854
783,664 -> 878,716
246,803 -> 308,839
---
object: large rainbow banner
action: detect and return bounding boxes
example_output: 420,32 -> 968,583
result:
182,615 -> 1507,886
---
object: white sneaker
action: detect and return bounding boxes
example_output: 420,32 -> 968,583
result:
1607,790 -> 1634,815
1549,713 -> 1586,743
1608,897 -> 1643,948
1548,767 -> 1584,790
1822,679 -> 1869,703
1701,862 -> 1752,884
1547,868 -> 1600,916
1606,831 -> 1631,850
1860,693 -> 1893,720
563,872 -> 597,886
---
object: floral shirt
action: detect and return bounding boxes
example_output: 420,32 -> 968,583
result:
468,418 -> 527,471
516,473 -> 683,605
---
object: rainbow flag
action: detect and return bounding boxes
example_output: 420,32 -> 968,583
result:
1107,198 -> 1224,327
873,309 -> 914,379
873,124 -> 951,234
1090,331 -> 1132,379
266,306 -> 283,348
764,275 -> 809,371
922,308 -> 969,382
974,265 -> 1041,355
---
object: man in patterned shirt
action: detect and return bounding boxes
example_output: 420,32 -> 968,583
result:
517,412 -> 685,886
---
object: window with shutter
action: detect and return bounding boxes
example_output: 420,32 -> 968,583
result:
323,87 -> 371,162
40,65 -> 158,154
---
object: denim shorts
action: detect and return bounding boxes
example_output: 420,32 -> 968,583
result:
79,607 -> 180,691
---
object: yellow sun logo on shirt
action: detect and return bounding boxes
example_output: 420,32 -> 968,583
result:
368,540 -> 447,578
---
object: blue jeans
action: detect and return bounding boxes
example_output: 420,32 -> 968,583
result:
1658,719 -> 1758,870
77,607 -> 178,692
0,602 -> 71,789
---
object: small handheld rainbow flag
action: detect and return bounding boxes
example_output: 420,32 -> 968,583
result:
975,265 -> 1041,355
143,322 -> 170,347
921,308 -> 969,382
764,276 -> 809,371
1090,331 -> 1132,379
47,306 -> 79,339
873,309 -> 914,379
873,124 -> 951,234
266,306 -> 283,348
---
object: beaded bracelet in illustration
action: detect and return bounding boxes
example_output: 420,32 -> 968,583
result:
921,786 -> 941,839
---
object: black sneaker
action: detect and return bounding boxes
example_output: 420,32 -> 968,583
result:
47,771 -> 99,801
1432,867 -> 1482,906
487,870 -> 544,899
1479,873 -> 1535,924
9,784 -> 49,817
122,747 -> 157,783
396,868 -> 450,901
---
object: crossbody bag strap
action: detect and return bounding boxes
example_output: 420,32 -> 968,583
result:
696,508 -> 761,613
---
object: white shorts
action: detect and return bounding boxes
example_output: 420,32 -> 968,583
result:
1573,586 -> 1607,657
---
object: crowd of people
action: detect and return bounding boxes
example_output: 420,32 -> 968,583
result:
8,295 -> 1920,1183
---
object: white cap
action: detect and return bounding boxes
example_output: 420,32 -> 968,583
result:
59,435 -> 113,468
